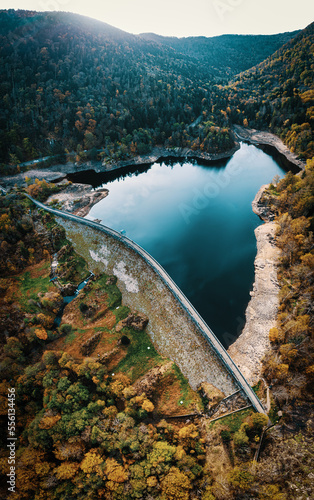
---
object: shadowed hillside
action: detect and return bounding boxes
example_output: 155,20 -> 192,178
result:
0,10 -> 299,170
228,22 -> 314,159
140,31 -> 300,76
0,10 -> 314,499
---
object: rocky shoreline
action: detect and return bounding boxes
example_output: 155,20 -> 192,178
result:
101,143 -> 241,171
228,184 -> 280,385
45,182 -> 109,217
0,144 -> 240,190
1,126 -> 305,190
233,124 -> 305,172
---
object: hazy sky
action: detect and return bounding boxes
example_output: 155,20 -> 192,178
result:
3,0 -> 314,37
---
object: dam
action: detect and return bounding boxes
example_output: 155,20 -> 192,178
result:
26,194 -> 265,413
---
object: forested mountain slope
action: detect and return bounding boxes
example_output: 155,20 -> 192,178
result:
0,10 -> 314,500
0,9 -> 299,170
228,22 -> 314,159
140,31 -> 300,77
0,10 -> 228,167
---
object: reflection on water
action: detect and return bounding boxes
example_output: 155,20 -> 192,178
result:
83,143 -> 286,348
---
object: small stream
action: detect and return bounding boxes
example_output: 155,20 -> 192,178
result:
53,273 -> 94,328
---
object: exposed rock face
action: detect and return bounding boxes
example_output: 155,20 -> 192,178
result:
103,144 -> 240,170
116,312 -> 149,332
233,125 -> 305,171
210,392 -> 248,419
46,183 -> 109,217
80,332 -> 102,356
61,283 -> 77,296
40,291 -> 63,311
133,362 -> 173,397
228,187 -> 281,385
99,347 -> 119,364
198,382 -> 225,410
252,184 -> 276,222
2,145 -> 240,189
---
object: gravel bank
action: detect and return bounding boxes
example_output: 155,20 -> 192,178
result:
228,185 -> 281,385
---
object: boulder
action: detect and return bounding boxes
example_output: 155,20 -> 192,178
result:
133,362 -> 173,397
41,291 -> 63,311
61,284 -> 77,296
57,245 -> 68,260
116,312 -> 149,332
198,382 -> 225,410
252,184 -> 276,222
99,347 -> 119,364
118,335 -> 130,346
80,332 -> 102,356
106,276 -> 117,286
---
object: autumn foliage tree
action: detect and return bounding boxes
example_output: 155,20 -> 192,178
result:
262,159 -> 314,407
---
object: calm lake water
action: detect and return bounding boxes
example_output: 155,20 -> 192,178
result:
86,143 -> 286,348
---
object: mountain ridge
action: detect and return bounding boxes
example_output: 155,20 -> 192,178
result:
228,21 -> 314,158
0,9 -> 300,75
139,30 -> 301,75
0,9 -> 312,170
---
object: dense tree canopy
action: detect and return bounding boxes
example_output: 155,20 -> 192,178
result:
0,9 -> 313,500
0,9 -> 305,172
228,22 -> 314,159
262,159 -> 314,407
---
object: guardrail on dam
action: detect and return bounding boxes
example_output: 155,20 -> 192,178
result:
26,194 -> 266,414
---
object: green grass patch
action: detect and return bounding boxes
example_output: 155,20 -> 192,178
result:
209,408 -> 254,433
38,209 -> 56,230
63,329 -> 86,345
48,200 -> 63,209
22,197 -> 33,210
114,327 -> 162,382
113,305 -> 130,321
96,275 -> 122,309
106,336 -> 118,345
252,381 -> 261,395
268,399 -> 280,424
49,222 -> 89,285
84,274 -> 122,310
105,285 -> 122,309
64,331 -> 77,345
73,255 -> 89,281
58,253 -> 89,286
94,327 -> 109,333
72,328 -> 86,335
172,363 -> 196,408
16,262 -> 51,310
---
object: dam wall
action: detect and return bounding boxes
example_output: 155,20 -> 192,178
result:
27,195 -> 265,412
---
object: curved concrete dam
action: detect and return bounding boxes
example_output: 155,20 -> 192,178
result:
27,195 -> 265,413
